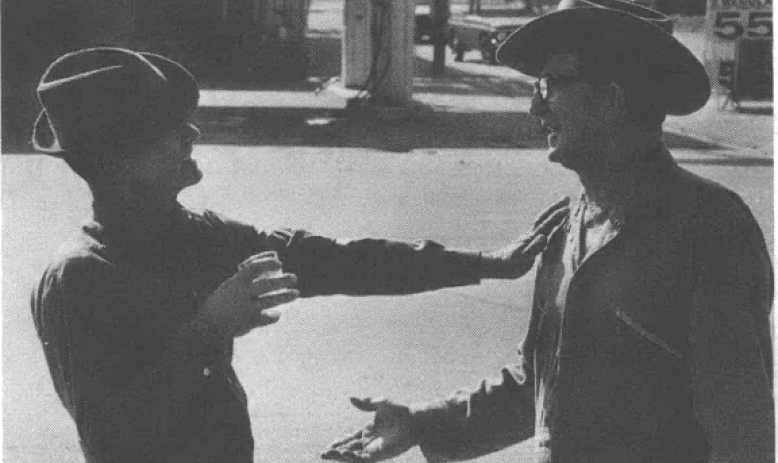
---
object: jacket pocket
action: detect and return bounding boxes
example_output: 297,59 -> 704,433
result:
614,308 -> 683,361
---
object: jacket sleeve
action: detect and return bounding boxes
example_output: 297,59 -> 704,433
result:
199,211 -> 484,297
413,363 -> 536,463
410,297 -> 541,462
688,192 -> 774,462
258,229 -> 484,296
31,257 -> 232,463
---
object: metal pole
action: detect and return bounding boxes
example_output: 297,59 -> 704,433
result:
343,0 -> 373,88
431,0 -> 449,75
372,0 -> 414,103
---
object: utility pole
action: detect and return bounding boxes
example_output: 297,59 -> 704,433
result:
431,0 -> 449,75
342,0 -> 414,104
371,0 -> 415,103
343,0 -> 372,87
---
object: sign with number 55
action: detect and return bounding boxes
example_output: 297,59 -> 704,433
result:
704,0 -> 772,94
714,10 -> 772,39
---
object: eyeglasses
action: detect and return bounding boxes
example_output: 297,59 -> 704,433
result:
534,74 -> 586,102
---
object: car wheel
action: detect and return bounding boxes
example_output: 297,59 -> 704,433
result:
478,33 -> 497,65
482,47 -> 497,65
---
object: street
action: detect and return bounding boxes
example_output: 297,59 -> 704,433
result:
3,145 -> 772,462
3,0 -> 773,461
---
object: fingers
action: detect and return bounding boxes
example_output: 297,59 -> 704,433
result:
237,251 -> 278,270
255,309 -> 281,327
524,234 -> 548,255
322,429 -> 368,461
236,252 -> 282,281
533,196 -> 571,228
533,205 -> 570,237
327,428 -> 367,450
350,397 -> 387,412
251,273 -> 298,296
244,289 -> 299,329
321,447 -> 371,462
322,431 -> 376,463
255,288 -> 299,311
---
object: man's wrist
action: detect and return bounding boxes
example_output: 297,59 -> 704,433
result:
409,400 -> 447,445
191,310 -> 232,344
478,251 -> 507,279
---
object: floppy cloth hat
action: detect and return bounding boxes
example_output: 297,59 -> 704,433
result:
495,0 -> 710,115
32,47 -> 199,156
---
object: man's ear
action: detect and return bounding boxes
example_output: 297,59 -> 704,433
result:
604,81 -> 628,119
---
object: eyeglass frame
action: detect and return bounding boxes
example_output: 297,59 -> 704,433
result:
534,74 -> 611,102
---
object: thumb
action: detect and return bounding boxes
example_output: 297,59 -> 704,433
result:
350,396 -> 387,412
523,235 -> 547,256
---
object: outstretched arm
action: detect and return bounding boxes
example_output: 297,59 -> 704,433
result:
268,197 -> 570,296
322,398 -> 420,462
479,197 -> 570,279
321,365 -> 535,463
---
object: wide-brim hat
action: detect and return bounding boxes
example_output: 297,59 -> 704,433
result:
496,0 -> 710,115
32,47 -> 199,156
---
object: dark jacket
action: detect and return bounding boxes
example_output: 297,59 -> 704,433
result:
418,153 -> 773,463
32,208 -> 483,463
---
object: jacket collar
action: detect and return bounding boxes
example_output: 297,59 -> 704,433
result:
90,200 -> 210,265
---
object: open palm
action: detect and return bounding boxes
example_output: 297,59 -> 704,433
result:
322,397 -> 418,462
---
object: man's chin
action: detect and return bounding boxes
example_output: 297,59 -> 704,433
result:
547,143 -> 564,164
546,133 -> 562,161
181,159 -> 203,187
547,146 -> 577,170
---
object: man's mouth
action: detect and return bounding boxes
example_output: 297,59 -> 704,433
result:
541,121 -> 560,147
540,119 -> 558,134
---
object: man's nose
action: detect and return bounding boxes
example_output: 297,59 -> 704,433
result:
183,123 -> 201,142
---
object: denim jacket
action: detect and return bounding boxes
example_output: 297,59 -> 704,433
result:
418,152 -> 773,463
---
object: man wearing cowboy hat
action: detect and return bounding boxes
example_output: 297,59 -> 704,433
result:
322,1 -> 773,462
29,47 -> 570,462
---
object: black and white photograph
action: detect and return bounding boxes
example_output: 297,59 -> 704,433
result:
2,0 -> 773,462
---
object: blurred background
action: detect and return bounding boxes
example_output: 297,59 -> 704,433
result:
2,0 -> 716,152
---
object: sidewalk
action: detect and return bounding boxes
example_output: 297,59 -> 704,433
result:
195,45 -> 772,163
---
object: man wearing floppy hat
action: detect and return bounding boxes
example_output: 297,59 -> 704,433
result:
29,47 -> 570,462
322,1 -> 773,462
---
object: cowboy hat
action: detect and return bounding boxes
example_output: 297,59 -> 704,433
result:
496,0 -> 710,115
32,47 -> 199,155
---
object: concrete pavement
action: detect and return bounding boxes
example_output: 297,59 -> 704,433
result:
193,37 -> 772,163
4,145 -> 772,463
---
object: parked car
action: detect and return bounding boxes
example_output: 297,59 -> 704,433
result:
447,0 -> 550,63
415,0 -> 469,43
415,2 -> 433,42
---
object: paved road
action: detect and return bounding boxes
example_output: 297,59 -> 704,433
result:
4,2 -> 773,461
3,145 -> 772,462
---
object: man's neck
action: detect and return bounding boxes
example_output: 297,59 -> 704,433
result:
91,187 -> 182,235
576,132 -> 663,212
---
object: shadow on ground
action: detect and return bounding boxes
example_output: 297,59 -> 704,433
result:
674,155 -> 773,167
2,34 -> 732,154
191,106 -> 729,153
